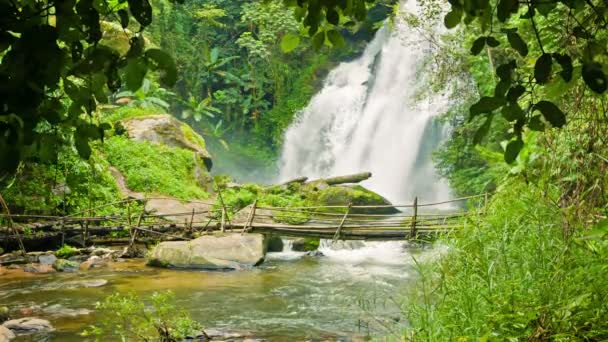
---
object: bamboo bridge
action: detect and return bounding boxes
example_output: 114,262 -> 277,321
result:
0,194 -> 487,253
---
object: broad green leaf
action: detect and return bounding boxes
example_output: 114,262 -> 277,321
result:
553,53 -> 573,82
494,80 -> 510,97
312,31 -> 325,51
124,59 -> 147,91
74,132 -> 92,159
326,8 -> 339,25
528,115 -> 545,131
118,9 -> 129,28
504,138 -> 523,164
497,0 -> 518,22
534,100 -> 566,127
444,8 -> 462,29
534,53 -> 552,84
485,36 -> 500,47
582,62 -> 607,93
506,85 -> 526,102
471,37 -> 486,55
145,48 -> 177,87
507,32 -> 528,57
470,96 -> 506,119
501,103 -> 524,121
280,33 -> 300,53
326,29 -> 345,48
128,0 -> 152,27
473,115 -> 492,144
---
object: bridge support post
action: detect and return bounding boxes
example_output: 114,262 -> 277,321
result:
243,200 -> 257,234
409,197 -> 418,239
333,202 -> 352,242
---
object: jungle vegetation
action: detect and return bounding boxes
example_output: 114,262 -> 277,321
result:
1,0 -> 608,340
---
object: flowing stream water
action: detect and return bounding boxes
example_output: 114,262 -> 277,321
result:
0,2 -> 453,340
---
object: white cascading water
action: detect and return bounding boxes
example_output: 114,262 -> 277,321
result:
279,0 -> 451,205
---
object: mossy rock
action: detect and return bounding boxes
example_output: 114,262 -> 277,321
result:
53,259 -> 80,272
267,235 -> 284,252
304,183 -> 398,214
121,114 -> 212,171
292,238 -> 320,251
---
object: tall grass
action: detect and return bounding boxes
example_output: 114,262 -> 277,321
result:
404,180 -> 608,341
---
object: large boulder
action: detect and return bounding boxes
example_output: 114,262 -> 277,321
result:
121,114 -> 212,171
148,233 -> 267,270
304,183 -> 398,214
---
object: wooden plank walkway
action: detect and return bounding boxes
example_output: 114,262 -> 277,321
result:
0,194 -> 487,253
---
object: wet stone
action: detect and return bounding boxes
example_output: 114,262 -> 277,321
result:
23,264 -> 55,274
2,317 -> 54,335
0,325 -> 15,342
37,254 -> 57,265
52,259 -> 80,272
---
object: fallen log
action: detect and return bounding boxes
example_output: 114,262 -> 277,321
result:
308,172 -> 372,186
280,176 -> 308,186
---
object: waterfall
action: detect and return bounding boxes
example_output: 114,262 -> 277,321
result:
278,1 -> 451,204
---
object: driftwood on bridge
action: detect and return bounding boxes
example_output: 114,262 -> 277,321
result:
307,172 -> 372,186
0,194 -> 488,253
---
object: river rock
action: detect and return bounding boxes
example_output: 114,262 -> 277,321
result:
2,317 -> 54,335
291,238 -> 320,252
37,254 -> 57,265
305,250 -> 324,257
149,233 -> 267,270
23,264 -> 55,274
267,235 -> 284,252
53,259 -> 80,272
0,326 -> 15,341
79,256 -> 107,271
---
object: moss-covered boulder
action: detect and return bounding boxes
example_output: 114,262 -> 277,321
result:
303,182 -> 398,214
121,114 -> 212,171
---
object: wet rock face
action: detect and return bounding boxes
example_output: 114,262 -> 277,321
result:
149,233 -> 267,270
2,317 -> 54,335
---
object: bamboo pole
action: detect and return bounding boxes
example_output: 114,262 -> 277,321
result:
333,202 -> 352,242
409,197 -> 418,239
242,200 -> 257,234
0,193 -> 26,255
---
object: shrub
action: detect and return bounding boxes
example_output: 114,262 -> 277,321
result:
404,181 -> 608,340
55,244 -> 79,259
82,291 -> 205,341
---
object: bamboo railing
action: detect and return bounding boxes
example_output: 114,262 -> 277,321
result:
0,193 -> 488,251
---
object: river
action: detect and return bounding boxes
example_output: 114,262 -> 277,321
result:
0,241 -> 442,341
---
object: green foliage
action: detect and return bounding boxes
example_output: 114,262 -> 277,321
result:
82,291 -> 204,341
103,136 -> 208,200
55,244 -> 79,259
404,181 -> 608,340
0,0 -> 181,178
2,146 -> 126,215
441,0 -> 608,161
